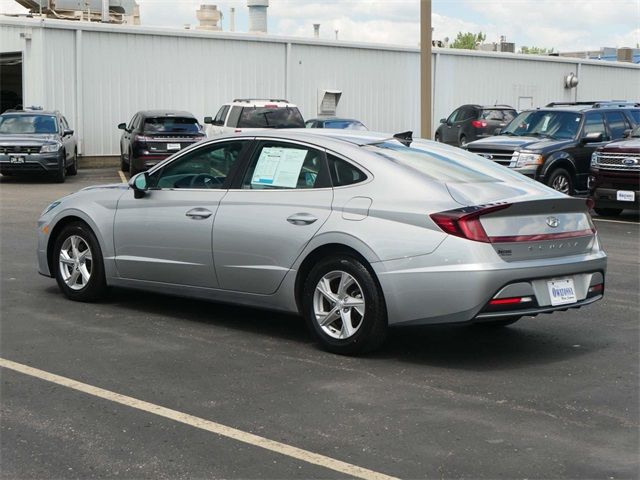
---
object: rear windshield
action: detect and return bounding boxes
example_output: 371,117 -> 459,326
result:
237,107 -> 304,128
324,120 -> 367,130
0,114 -> 58,134
365,141 -> 532,184
144,117 -> 200,133
481,109 -> 517,122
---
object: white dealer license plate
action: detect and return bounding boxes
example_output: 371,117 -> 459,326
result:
547,278 -> 577,306
616,190 -> 635,202
167,143 -> 181,151
9,155 -> 25,164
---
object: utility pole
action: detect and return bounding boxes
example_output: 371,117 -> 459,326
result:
420,0 -> 432,139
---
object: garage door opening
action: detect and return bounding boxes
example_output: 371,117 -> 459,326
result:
1,52 -> 23,113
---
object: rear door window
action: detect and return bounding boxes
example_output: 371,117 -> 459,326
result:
226,106 -> 242,128
237,107 -> 305,129
604,111 -> 630,139
144,117 -> 200,134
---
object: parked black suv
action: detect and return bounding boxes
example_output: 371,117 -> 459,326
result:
435,104 -> 517,147
589,126 -> 639,216
465,102 -> 640,195
119,110 -> 205,175
0,108 -> 78,183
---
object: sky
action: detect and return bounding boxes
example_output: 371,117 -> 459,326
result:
1,0 -> 638,52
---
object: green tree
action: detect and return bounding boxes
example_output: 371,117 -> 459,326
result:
520,46 -> 555,55
450,32 -> 487,50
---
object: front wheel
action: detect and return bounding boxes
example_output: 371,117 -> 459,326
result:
53,222 -> 107,302
129,151 -> 140,176
547,168 -> 573,195
53,152 -> 66,183
594,207 -> 623,217
302,255 -> 388,355
67,149 -> 78,176
434,133 -> 441,142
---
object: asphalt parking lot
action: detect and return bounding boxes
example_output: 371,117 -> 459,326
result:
1,169 -> 638,479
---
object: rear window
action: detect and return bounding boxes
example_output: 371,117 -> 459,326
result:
481,109 -> 516,122
237,107 -> 304,128
143,117 -> 200,133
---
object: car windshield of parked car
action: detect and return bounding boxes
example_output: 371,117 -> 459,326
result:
366,141 -> 521,184
324,120 -> 367,130
143,117 -> 200,133
0,115 -> 58,134
237,107 -> 305,128
500,110 -> 581,140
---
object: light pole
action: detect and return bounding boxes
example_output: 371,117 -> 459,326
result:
420,0 -> 432,139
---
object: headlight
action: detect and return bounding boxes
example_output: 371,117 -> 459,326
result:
40,143 -> 61,153
41,201 -> 61,216
514,152 -> 544,168
591,152 -> 599,168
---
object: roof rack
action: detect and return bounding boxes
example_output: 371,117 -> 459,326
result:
232,98 -> 289,103
545,100 -> 639,108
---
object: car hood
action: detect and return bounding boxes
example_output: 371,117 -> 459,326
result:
0,134 -> 59,145
81,183 -> 129,191
599,137 -> 640,153
467,135 -> 573,152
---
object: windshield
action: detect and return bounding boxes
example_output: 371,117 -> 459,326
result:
501,110 -> 582,140
0,115 -> 58,134
324,120 -> 367,130
144,117 -> 200,133
237,107 -> 305,128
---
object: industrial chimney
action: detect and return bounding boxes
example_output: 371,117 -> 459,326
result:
196,4 -> 222,31
313,23 -> 320,38
247,0 -> 268,33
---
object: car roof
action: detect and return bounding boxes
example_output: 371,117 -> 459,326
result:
1,109 -> 58,116
307,117 -> 363,123
138,110 -> 196,118
216,128 -> 394,147
225,99 -> 298,108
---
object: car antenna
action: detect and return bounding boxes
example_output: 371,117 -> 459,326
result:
393,131 -> 413,147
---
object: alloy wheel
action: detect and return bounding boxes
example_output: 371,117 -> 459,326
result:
551,174 -> 570,194
313,270 -> 365,339
59,235 -> 93,291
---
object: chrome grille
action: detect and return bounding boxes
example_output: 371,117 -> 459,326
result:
467,148 -> 515,166
0,145 -> 42,154
594,152 -> 640,171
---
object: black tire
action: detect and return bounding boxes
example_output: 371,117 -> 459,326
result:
547,168 -> 573,195
53,151 -> 66,183
459,135 -> 467,147
434,133 -> 441,142
302,255 -> 388,355
52,221 -> 107,302
473,316 -> 521,328
129,151 -> 140,176
67,149 -> 78,176
120,151 -> 128,172
594,207 -> 623,217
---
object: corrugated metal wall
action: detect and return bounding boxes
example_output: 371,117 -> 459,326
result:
1,18 -> 639,156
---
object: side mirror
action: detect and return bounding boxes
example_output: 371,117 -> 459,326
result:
439,118 -> 447,124
130,172 -> 149,199
117,123 -> 127,130
623,128 -> 632,138
63,129 -> 74,136
581,132 -> 604,144
204,116 -> 213,124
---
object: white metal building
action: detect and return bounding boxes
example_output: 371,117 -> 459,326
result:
1,16 -> 639,157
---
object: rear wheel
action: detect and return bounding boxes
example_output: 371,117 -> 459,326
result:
129,150 -> 140,176
474,316 -> 521,328
459,135 -> 467,147
547,168 -> 573,195
302,255 -> 387,355
53,222 -> 107,302
594,207 -> 623,216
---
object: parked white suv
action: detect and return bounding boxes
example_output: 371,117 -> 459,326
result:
204,99 -> 305,137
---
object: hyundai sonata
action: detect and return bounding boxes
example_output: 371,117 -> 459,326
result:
37,130 -> 606,354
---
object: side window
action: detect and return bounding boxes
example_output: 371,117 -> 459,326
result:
605,111 -> 629,139
447,108 -> 460,124
213,105 -> 229,125
583,113 -> 608,140
213,106 -> 225,124
628,110 -> 640,125
226,106 -> 242,128
154,140 -> 249,190
127,114 -> 138,131
241,141 -> 330,190
327,154 -> 367,187
60,116 -> 69,130
462,108 -> 478,121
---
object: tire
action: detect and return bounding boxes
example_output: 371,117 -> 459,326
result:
473,316 -> 521,328
67,149 -> 78,176
129,151 -> 139,176
547,168 -> 573,195
434,133 -> 441,142
459,135 -> 467,147
302,255 -> 388,355
594,207 -> 623,216
53,151 -> 66,183
52,221 -> 107,302
120,150 -> 128,172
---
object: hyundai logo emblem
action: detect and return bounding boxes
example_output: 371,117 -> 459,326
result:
622,157 -> 638,166
546,216 -> 560,228
478,153 -> 493,160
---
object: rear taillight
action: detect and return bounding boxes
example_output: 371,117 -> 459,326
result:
430,204 -> 511,243
471,120 -> 488,128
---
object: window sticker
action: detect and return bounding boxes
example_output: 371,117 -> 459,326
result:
251,146 -> 307,188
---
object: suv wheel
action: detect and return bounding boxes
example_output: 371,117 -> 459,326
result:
434,133 -> 441,142
594,207 -> 623,217
459,135 -> 467,147
67,149 -> 78,176
129,151 -> 140,176
547,168 -> 573,195
120,151 -> 128,172
302,255 -> 388,355
54,151 -> 66,183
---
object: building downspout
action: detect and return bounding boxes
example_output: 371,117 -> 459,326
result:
75,29 -> 83,156
285,42 -> 292,100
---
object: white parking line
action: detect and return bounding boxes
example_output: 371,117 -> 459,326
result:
593,218 -> 639,225
0,357 -> 398,480
118,170 -> 127,184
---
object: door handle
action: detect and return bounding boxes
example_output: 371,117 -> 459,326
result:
287,213 -> 318,225
186,208 -> 213,220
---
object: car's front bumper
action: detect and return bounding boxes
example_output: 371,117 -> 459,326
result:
0,152 -> 62,174
372,236 -> 607,326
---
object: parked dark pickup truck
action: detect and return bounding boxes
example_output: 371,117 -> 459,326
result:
589,127 -> 640,216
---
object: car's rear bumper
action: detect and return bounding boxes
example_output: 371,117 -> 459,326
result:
372,236 -> 607,326
0,153 -> 62,174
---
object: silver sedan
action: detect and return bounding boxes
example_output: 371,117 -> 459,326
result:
37,130 -> 606,354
